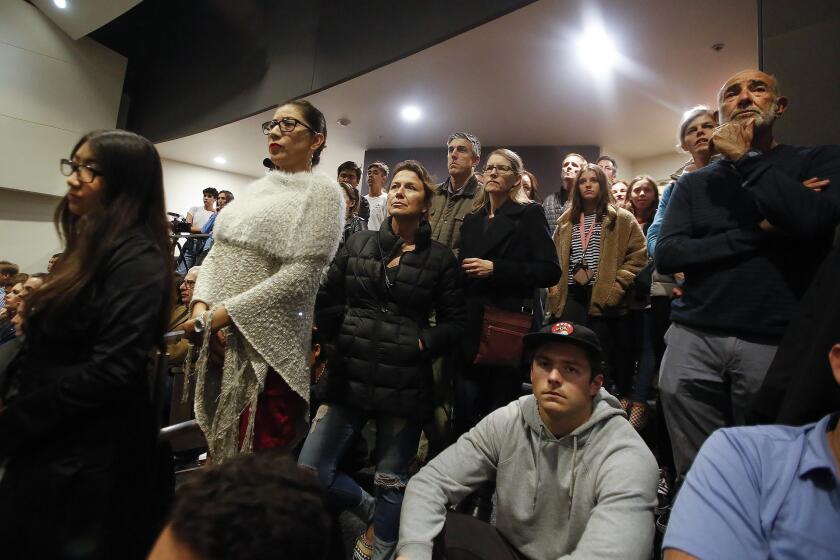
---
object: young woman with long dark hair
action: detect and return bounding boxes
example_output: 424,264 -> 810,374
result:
0,130 -> 173,558
521,169 -> 541,202
627,175 -> 660,233
548,164 -> 647,403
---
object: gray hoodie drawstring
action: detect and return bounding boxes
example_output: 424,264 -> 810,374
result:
533,428 -> 545,511
568,435 -> 578,518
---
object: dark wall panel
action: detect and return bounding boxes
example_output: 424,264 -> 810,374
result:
760,0 -> 840,146
310,2 -> 532,90
93,0 -> 536,142
362,145 -> 600,197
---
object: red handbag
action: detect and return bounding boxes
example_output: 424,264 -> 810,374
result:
473,306 -> 533,366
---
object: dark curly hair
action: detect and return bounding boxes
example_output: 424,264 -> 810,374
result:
168,452 -> 330,560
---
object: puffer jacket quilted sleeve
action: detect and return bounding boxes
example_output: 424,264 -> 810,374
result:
316,218 -> 465,419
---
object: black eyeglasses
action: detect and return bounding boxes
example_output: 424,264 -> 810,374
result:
261,117 -> 316,135
482,164 -> 514,174
60,159 -> 101,183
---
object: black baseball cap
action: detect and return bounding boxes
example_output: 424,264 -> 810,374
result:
522,321 -> 602,362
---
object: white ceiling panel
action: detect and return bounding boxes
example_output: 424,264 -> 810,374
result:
156,0 -> 758,176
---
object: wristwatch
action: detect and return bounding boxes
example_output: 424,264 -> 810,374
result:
194,314 -> 207,334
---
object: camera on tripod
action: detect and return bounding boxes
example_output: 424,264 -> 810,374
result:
167,212 -> 191,233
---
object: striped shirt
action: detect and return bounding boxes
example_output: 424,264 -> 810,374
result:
567,213 -> 601,285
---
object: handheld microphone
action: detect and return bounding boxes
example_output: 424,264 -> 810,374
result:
263,158 -> 274,170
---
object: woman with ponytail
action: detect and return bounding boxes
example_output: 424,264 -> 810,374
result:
183,100 -> 345,460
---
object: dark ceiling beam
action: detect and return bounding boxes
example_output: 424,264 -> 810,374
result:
92,0 -> 537,142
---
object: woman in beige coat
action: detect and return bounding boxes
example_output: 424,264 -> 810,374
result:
549,163 -> 647,401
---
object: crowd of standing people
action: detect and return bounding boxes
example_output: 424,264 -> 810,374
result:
0,67 -> 838,560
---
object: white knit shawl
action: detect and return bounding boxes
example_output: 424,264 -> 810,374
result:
188,170 -> 344,460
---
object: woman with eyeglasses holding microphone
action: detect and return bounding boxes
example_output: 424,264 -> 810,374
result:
0,130 -> 172,558
455,149 -> 561,438
182,100 -> 344,461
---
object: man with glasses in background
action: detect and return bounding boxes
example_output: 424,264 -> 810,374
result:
167,266 -> 200,365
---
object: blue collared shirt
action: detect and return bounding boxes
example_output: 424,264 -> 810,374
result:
646,181 -> 673,257
664,414 -> 840,559
200,212 -> 217,252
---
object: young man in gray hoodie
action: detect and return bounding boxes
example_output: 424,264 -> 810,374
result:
396,321 -> 659,560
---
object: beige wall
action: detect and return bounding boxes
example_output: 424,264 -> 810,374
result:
0,1 -> 127,197
0,160 -> 259,275
598,148 -> 633,183
630,152 -> 691,184
599,148 -> 691,185
161,159 -> 259,217
0,1 -> 126,272
0,188 -> 61,273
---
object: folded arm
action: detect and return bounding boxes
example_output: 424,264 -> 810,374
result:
736,146 -> 840,238
654,175 -> 766,274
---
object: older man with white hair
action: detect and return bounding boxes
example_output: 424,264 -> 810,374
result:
655,69 -> 840,477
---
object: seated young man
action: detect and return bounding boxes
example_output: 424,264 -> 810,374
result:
148,452 -> 330,560
663,342 -> 840,560
397,322 -> 659,560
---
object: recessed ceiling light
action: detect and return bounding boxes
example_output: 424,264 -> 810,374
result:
575,24 -> 618,70
213,156 -> 226,164
54,0 -> 67,9
401,105 -> 422,123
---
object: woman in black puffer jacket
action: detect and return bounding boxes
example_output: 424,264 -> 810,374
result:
299,160 -> 465,560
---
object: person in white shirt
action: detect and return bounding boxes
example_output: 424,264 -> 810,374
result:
179,187 -> 218,274
365,161 -> 390,231
186,187 -> 218,233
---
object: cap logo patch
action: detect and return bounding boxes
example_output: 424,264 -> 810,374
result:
551,322 -> 574,336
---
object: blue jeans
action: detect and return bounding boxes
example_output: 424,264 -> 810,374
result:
298,404 -> 422,557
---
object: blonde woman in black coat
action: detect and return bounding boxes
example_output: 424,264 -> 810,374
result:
456,148 -> 561,435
